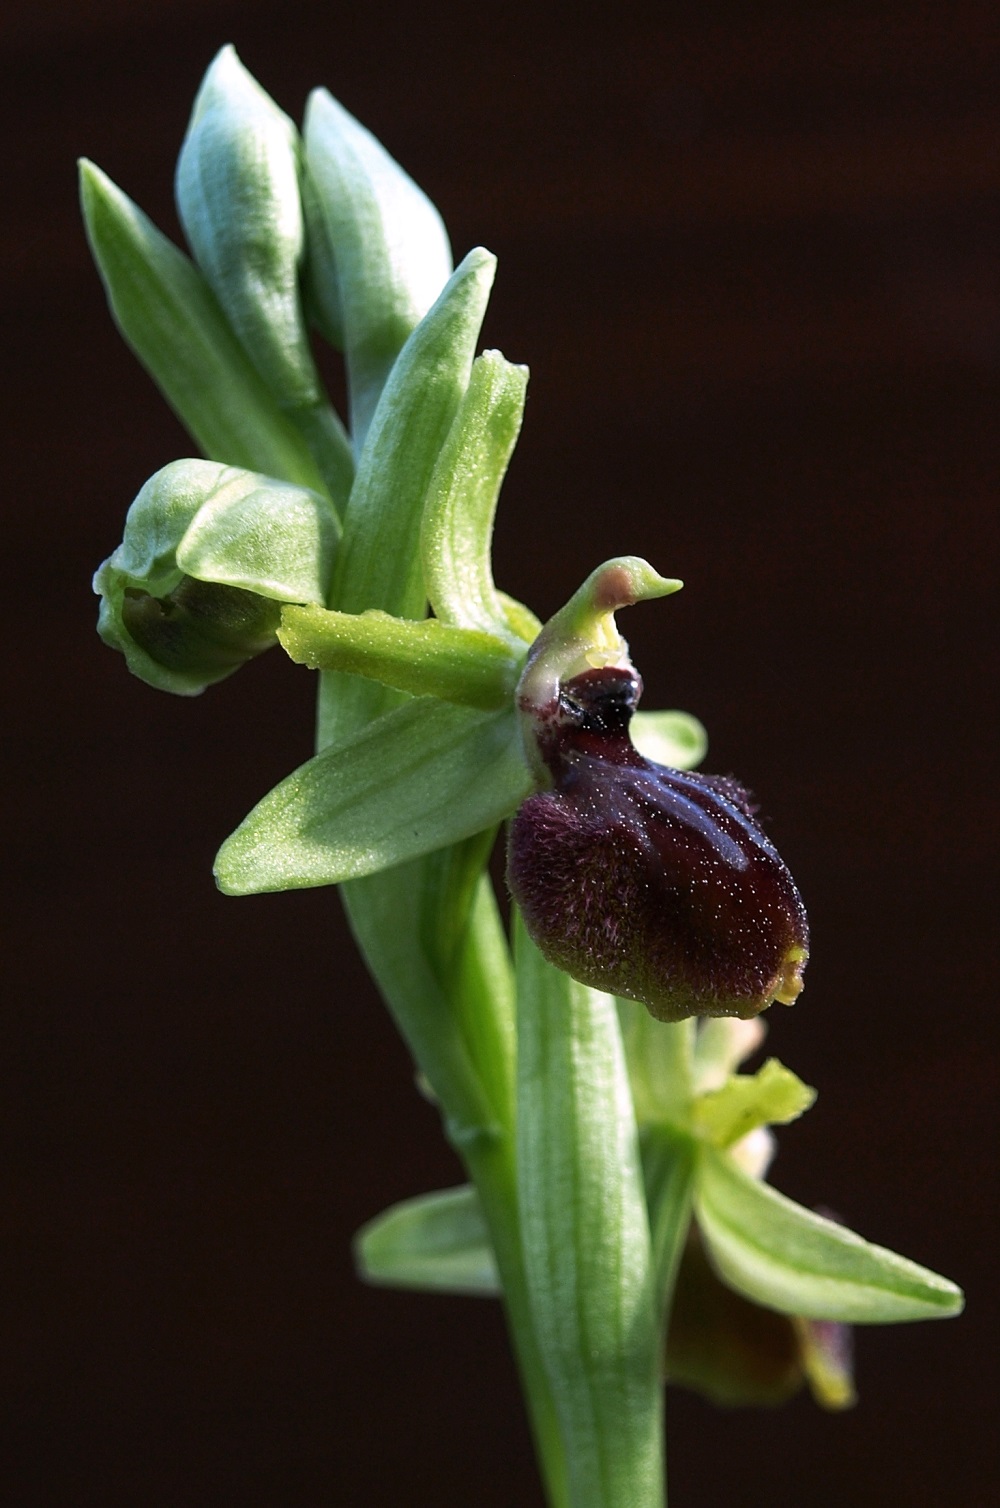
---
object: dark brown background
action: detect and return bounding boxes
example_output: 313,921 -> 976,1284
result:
5,1 -> 997,1503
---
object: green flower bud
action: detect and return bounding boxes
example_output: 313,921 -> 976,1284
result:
94,458 -> 339,694
176,46 -> 317,413
175,48 -> 353,505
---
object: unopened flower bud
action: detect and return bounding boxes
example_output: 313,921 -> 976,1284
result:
507,560 -> 808,1022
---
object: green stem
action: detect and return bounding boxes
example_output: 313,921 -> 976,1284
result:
515,918 -> 665,1508
463,1133 -> 571,1508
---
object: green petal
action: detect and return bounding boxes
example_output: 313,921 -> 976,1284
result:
214,698 -> 531,894
78,160 -> 326,492
693,1058 -> 816,1149
420,349 -> 529,643
320,248 -> 496,745
630,710 -> 707,770
355,1184 -> 500,1296
696,1146 -> 964,1324
303,88 -> 453,444
278,604 -> 521,709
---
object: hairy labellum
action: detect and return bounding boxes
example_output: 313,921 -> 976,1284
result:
507,665 -> 808,1022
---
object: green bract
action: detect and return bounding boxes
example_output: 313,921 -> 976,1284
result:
86,49 -> 964,1508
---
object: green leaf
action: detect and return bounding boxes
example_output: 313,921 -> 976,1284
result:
278,604 -> 522,709
319,247 -> 497,746
176,48 -> 354,509
515,916 -> 664,1508
78,160 -> 326,493
215,698 -> 531,895
355,1184 -> 500,1296
421,350 -> 529,644
303,88 -> 453,444
693,1058 -> 816,1149
696,1146 -> 965,1323
630,709 -> 707,770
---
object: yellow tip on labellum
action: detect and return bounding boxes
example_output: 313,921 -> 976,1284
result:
773,945 -> 809,1006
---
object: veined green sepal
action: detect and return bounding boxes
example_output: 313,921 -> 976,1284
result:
215,698 -> 531,894
695,1146 -> 964,1324
319,247 -> 497,746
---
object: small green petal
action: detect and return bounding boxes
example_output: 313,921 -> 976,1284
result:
279,604 -> 522,709
420,349 -> 529,644
630,710 -> 707,770
693,1058 -> 816,1149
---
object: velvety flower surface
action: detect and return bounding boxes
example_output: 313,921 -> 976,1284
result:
508,664 -> 808,1022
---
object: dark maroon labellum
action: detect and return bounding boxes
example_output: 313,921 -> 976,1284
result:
507,666 -> 808,1022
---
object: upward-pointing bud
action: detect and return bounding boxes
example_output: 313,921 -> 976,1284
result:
507,560 -> 808,1022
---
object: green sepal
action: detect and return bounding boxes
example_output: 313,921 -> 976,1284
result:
78,160 -> 326,493
355,1184 -> 500,1296
692,1016 -> 767,1093
320,247 -> 497,746
693,1058 -> 816,1149
215,699 -> 531,895
303,88 -> 453,445
420,349 -> 529,645
630,710 -> 707,770
94,459 -> 338,694
175,47 -> 353,509
695,1146 -> 965,1324
279,604 -> 522,709
617,1002 -> 695,1129
515,915 -> 664,1507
